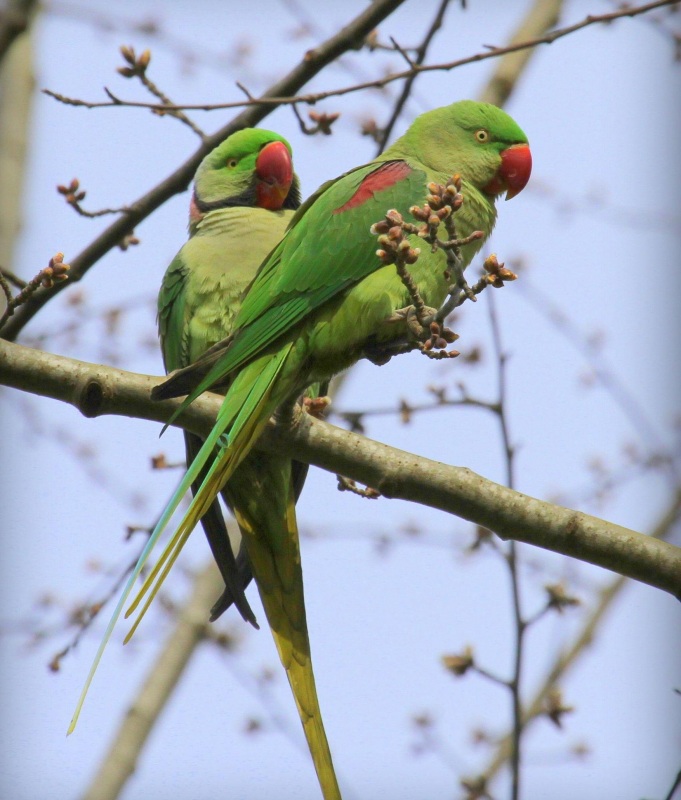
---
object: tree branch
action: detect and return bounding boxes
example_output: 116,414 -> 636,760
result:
373,0 -> 452,156
80,561 -> 225,800
480,488 -> 681,786
40,0 -> 677,116
1,339 -> 679,598
477,0 -> 563,107
0,0 -> 406,340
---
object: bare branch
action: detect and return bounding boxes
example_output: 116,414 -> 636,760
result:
1,338 -> 679,597
517,278 -> 677,474
374,0 -> 452,155
116,44 -> 206,138
0,0 -> 407,340
478,0 -> 564,107
40,1 -> 678,117
80,561 -> 225,800
480,487 -> 681,785
0,253 -> 70,330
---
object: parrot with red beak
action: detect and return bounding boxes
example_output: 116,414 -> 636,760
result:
72,102 -> 531,800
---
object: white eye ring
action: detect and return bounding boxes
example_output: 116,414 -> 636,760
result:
226,158 -> 238,168
475,129 -> 490,143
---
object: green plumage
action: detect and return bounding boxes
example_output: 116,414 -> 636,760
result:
158,129 -> 301,624
73,103 -> 531,800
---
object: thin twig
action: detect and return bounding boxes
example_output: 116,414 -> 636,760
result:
0,254 -> 70,331
1,0 -> 406,340
486,290 -> 525,800
0,267 -> 27,289
41,1 -> 678,115
517,278 -> 677,478
480,487 -> 681,785
375,0 -> 452,155
116,44 -> 206,138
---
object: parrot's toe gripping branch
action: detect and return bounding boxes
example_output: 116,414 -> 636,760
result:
302,395 -> 332,419
386,305 -> 460,360
362,337 -> 418,366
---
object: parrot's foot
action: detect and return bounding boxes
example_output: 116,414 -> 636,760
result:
337,475 -> 380,499
303,395 -> 332,418
363,338 -> 417,366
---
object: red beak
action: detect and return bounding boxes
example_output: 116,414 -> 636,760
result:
484,143 -> 532,201
255,140 -> 293,210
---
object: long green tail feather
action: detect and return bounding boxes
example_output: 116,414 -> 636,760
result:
123,344 -> 295,637
66,441 -> 226,735
69,345 -> 295,734
228,458 -> 342,800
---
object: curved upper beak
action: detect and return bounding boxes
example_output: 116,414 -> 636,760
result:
500,143 -> 532,200
484,143 -> 532,201
255,141 -> 294,210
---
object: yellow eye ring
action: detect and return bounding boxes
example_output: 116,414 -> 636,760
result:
226,158 -> 238,168
474,129 -> 490,143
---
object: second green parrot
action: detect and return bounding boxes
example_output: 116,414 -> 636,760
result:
157,128 -> 301,625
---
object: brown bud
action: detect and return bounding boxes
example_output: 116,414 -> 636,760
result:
151,453 -> 168,470
545,582 -> 580,613
137,49 -> 151,70
442,645 -> 474,676
545,688 -> 574,728
120,45 -> 136,64
308,110 -> 340,135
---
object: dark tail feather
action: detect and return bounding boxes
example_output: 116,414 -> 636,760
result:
208,381 -> 329,619
184,432 -> 258,628
210,445 -> 311,622
152,334 -> 235,401
209,523 -> 253,622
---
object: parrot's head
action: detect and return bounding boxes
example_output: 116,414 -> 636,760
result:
405,100 -> 532,202
190,129 -> 301,226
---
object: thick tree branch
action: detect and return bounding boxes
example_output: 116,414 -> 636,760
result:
477,0 -> 563,107
0,0 -> 405,340
1,339 -> 679,597
0,0 -> 37,64
80,561 -> 225,800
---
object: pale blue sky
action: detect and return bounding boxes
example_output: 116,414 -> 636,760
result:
1,2 -> 680,799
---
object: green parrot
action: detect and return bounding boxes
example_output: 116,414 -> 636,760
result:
73,100 -> 532,800
69,127 -> 344,800
156,128 -> 302,627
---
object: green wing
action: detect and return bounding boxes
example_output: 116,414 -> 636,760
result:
160,160 -> 429,412
157,253 -> 189,373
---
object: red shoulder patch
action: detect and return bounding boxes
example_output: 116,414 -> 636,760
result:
333,161 -> 413,215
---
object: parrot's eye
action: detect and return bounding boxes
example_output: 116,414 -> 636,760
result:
474,129 -> 490,143
226,158 -> 239,168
